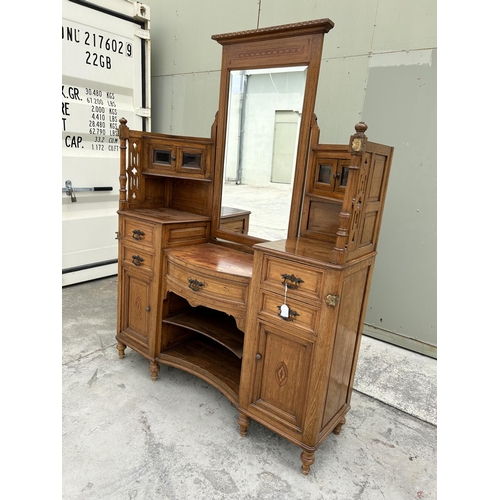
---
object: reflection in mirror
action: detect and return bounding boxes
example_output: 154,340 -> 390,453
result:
221,66 -> 307,241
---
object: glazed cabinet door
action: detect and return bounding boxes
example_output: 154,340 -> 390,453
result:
248,322 -> 314,438
143,138 -> 212,180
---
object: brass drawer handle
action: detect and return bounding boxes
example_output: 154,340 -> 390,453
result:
277,305 -> 300,322
132,229 -> 145,240
132,255 -> 145,266
281,273 -> 304,289
188,278 -> 206,292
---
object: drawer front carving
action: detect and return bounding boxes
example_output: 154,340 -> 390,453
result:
123,219 -> 155,247
258,291 -> 319,335
261,256 -> 324,302
122,244 -> 154,273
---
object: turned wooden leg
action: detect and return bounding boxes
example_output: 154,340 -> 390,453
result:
238,412 -> 250,437
300,449 -> 315,475
333,416 -> 346,435
116,342 -> 126,359
149,361 -> 160,381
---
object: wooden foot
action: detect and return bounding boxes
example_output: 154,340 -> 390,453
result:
238,412 -> 250,437
116,342 -> 126,359
300,449 -> 315,475
149,361 -> 160,381
333,416 -> 346,435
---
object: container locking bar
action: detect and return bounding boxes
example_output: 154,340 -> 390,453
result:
63,180 -> 113,202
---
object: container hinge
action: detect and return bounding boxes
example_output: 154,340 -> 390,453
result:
136,108 -> 151,118
135,28 -> 150,40
132,2 -> 151,22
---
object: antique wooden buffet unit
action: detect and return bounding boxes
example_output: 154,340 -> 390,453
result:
115,19 -> 394,474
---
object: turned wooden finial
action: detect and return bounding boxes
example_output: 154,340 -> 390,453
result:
354,121 -> 368,134
349,121 -> 367,154
118,117 -> 129,140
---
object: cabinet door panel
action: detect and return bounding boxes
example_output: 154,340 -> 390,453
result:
120,267 -> 154,351
251,323 -> 313,433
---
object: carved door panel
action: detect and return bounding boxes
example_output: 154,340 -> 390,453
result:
119,266 -> 155,355
250,322 -> 314,435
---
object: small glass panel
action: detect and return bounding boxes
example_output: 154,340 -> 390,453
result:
153,150 -> 172,164
182,153 -> 202,169
318,164 -> 332,184
340,165 -> 349,187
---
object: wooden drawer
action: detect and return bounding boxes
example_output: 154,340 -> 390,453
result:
164,223 -> 210,247
122,243 -> 154,273
167,260 -> 249,306
122,218 -> 155,247
258,290 -> 320,336
261,255 -> 324,303
164,243 -> 253,331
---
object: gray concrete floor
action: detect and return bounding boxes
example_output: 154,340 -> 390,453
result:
62,276 -> 437,500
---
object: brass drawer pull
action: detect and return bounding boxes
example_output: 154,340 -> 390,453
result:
132,255 -> 145,266
277,305 -> 300,322
281,273 -> 304,289
188,278 -> 206,292
132,229 -> 145,240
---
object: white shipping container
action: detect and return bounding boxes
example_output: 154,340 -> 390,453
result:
62,0 -> 151,286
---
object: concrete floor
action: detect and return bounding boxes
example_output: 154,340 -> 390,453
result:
62,276 -> 437,500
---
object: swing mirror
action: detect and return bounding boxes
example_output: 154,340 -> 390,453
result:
211,19 -> 334,247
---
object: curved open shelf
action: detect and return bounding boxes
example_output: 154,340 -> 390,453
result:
163,306 -> 244,358
159,335 -> 241,405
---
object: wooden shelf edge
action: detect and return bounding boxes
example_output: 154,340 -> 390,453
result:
159,337 -> 241,405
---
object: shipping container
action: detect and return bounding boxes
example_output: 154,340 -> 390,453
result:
62,0 -> 151,285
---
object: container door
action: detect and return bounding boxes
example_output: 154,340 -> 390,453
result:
62,0 -> 151,286
271,110 -> 299,184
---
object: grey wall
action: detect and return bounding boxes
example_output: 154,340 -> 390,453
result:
145,0 -> 437,357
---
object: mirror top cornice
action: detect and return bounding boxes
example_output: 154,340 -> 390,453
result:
212,18 -> 334,45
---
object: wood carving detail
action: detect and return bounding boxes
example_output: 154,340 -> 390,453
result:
348,155 -> 369,251
128,141 -> 140,201
135,294 -> 142,316
275,361 -> 288,386
233,45 -> 306,61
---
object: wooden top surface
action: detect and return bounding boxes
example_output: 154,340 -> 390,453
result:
167,243 -> 254,279
119,208 -> 211,224
253,237 -> 337,265
221,206 -> 252,217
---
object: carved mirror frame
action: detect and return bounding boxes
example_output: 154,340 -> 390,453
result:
211,19 -> 334,248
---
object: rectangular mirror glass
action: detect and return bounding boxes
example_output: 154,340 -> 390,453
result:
221,67 -> 307,241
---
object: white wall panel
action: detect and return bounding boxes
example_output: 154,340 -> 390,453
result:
152,72 -> 220,135
372,0 -> 436,52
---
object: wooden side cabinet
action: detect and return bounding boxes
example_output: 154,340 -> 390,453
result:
239,238 -> 376,474
116,209 -> 211,380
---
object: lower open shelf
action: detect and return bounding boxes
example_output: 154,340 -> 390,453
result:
158,334 -> 241,404
163,306 -> 244,358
